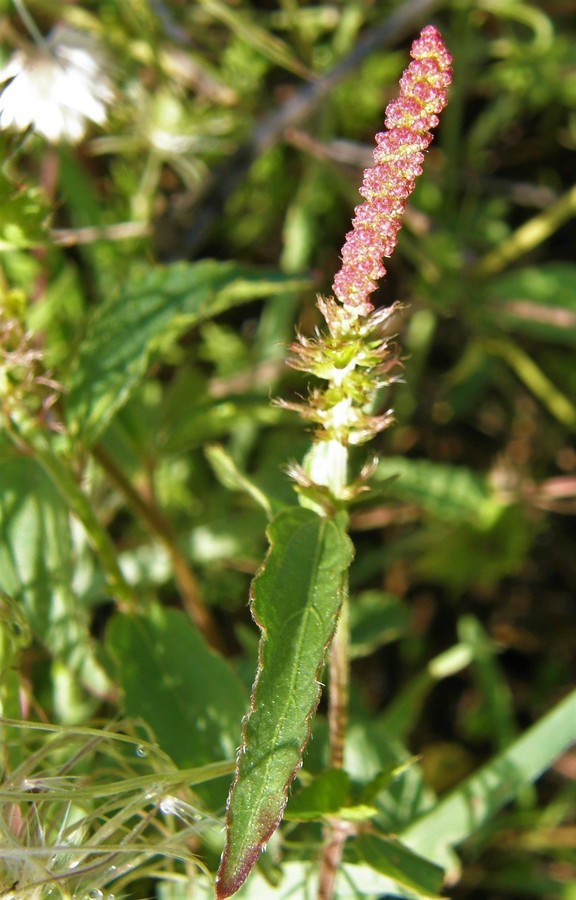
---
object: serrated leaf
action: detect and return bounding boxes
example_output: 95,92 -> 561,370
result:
216,507 -> 353,898
67,261 -> 307,445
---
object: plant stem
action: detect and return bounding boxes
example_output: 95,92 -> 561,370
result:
474,183 -> 576,277
93,444 -> 227,653
318,579 -> 351,900
327,585 -> 350,770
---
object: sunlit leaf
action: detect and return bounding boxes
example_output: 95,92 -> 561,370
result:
216,507 -> 353,898
67,261 -> 307,445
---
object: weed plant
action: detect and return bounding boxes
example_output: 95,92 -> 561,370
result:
1,2 -> 576,899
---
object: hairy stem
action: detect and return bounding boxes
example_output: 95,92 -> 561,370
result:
318,588 -> 351,899
318,818 -> 353,900
327,586 -> 350,770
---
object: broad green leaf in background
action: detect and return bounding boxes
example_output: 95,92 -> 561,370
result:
373,457 -> 505,528
412,506 -> 535,591
343,722 -> 435,841
284,768 -> 354,821
216,507 -> 353,898
105,606 -> 247,769
348,590 -> 410,659
67,261 -> 309,446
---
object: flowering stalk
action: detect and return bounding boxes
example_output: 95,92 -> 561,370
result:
281,24 -> 452,505
216,27 -> 451,900
286,25 -> 452,900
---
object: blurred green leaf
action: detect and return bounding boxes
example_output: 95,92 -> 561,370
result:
0,176 -> 50,250
373,457 -> 504,528
105,606 -> 247,768
200,0 -> 312,79
349,590 -> 410,659
67,261 -> 307,446
0,593 -> 31,723
0,453 -> 110,714
357,833 -> 444,899
412,506 -> 535,590
380,644 -> 473,742
400,688 -> 576,871
285,768 -> 351,821
458,616 -> 517,750
205,443 -> 287,518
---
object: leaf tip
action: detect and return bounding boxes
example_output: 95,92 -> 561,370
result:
215,847 -> 257,899
216,808 -> 279,898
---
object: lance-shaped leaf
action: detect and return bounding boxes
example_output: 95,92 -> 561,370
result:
216,507 -> 353,898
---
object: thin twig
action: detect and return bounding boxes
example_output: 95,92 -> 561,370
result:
93,444 -> 227,654
51,222 -> 152,247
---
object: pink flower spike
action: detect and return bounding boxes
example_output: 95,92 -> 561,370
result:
332,24 -> 452,315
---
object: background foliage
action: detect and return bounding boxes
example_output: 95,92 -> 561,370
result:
1,0 -> 575,898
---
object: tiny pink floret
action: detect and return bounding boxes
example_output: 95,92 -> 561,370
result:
332,25 -> 452,315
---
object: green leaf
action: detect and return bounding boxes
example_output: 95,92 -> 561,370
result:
216,507 -> 353,898
0,453 -> 110,714
357,834 -> 444,899
285,768 -> 351,821
67,261 -> 307,446
205,443 -> 278,518
0,177 -> 50,250
105,606 -> 247,769
399,688 -> 576,872
359,758 -> 420,807
349,590 -> 410,659
0,593 -> 31,722
413,506 -> 535,591
483,263 -> 576,347
373,457 -> 503,528
458,616 -> 517,749
200,0 -> 312,79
